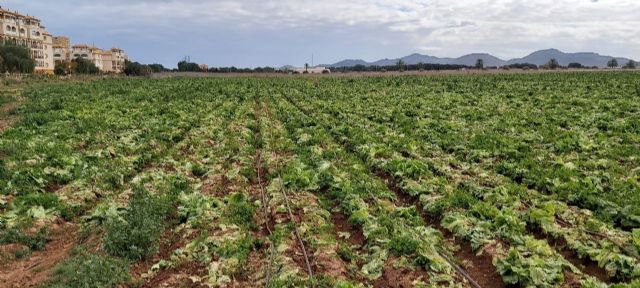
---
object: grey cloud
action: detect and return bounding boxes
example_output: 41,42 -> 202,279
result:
3,0 -> 638,66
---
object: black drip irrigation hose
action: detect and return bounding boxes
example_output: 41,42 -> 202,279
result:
281,94 -> 485,288
258,100 -> 314,287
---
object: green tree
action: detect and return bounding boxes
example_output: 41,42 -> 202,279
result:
547,58 -> 560,69
0,43 -> 36,73
396,59 -> 405,72
177,60 -> 201,72
54,62 -> 68,75
475,59 -> 484,69
73,57 -> 99,74
304,63 -> 309,73
148,64 -> 166,73
568,62 -> 584,69
607,58 -> 618,68
123,61 -> 152,76
623,60 -> 636,69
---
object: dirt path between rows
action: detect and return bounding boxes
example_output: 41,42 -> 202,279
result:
0,223 -> 78,288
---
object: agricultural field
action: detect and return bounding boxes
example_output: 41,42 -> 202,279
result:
0,72 -> 639,288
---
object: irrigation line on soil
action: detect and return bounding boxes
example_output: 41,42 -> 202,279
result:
253,103 -> 277,288
280,185 -> 315,281
257,151 -> 276,288
281,94 -> 485,288
267,99 -> 313,282
258,100 -> 314,286
440,253 -> 483,288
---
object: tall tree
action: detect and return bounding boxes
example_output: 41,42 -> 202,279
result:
396,59 -> 405,72
607,58 -> 619,68
177,60 -> 201,72
623,60 -> 636,69
547,58 -> 560,69
0,43 -> 36,73
73,57 -> 99,74
475,59 -> 484,69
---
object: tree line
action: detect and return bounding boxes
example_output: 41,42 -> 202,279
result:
540,58 -> 636,69
1,41 -> 637,76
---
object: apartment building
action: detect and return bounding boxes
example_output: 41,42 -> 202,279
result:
1,7 -> 128,74
52,36 -> 71,63
0,7 -> 54,74
110,48 -> 127,72
64,44 -> 128,73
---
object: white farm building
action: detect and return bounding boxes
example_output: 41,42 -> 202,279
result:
293,66 -> 331,74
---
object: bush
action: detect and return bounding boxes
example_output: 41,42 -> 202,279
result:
224,193 -> 255,227
191,164 -> 208,177
0,227 -> 48,251
13,193 -> 61,210
54,62 -> 66,75
123,61 -> 152,76
46,249 -> 130,288
103,187 -> 171,260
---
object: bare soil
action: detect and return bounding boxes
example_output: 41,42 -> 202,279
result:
138,261 -> 209,288
0,223 -> 78,288
372,257 -> 431,288
331,211 -> 366,247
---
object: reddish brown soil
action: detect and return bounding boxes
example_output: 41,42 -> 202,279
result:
564,271 -> 584,288
285,237 -> 316,276
0,223 -> 78,288
130,228 -> 200,283
282,95 -> 509,288
331,211 -> 366,247
372,257 -> 431,288
200,174 -> 233,198
453,239 -> 507,288
375,168 -> 507,288
530,227 -> 610,283
138,261 -> 209,288
314,250 -> 349,281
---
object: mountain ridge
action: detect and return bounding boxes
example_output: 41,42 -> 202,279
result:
325,49 -> 636,68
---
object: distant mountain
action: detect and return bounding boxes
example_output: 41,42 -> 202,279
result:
506,49 -> 632,67
327,49 -> 635,68
456,53 -> 506,67
330,59 -> 369,67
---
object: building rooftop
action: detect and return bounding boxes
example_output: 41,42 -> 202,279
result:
0,7 -> 40,21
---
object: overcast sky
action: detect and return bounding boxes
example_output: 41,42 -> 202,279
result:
3,0 -> 639,67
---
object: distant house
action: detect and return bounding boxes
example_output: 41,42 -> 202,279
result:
293,66 -> 331,74
198,64 -> 209,71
